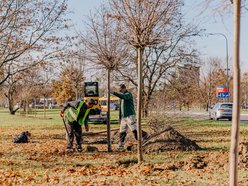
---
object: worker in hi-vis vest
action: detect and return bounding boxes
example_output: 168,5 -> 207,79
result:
60,98 -> 96,152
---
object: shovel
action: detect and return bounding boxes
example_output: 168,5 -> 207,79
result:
62,117 -> 70,138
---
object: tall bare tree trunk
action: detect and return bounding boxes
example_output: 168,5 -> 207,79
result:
5,90 -> 19,115
107,69 -> 112,152
43,96 -> 46,118
137,47 -> 143,162
7,94 -> 15,115
25,99 -> 28,115
229,1 -> 241,185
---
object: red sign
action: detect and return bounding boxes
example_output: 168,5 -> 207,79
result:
216,86 -> 229,97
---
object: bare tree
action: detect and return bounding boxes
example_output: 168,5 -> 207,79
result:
198,57 -> 227,111
142,34 -> 200,115
3,74 -> 20,114
18,69 -> 45,115
3,68 -> 43,115
110,0 -> 185,162
80,7 -> 129,152
0,0 -> 69,86
199,1 -> 242,183
164,63 -> 200,111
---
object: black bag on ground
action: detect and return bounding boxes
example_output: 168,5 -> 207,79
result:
13,131 -> 31,143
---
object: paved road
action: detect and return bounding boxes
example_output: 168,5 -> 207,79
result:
178,111 -> 248,124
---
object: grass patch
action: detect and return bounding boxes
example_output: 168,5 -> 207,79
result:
1,109 -> 248,185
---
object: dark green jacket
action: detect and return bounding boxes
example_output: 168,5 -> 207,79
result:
113,91 -> 135,117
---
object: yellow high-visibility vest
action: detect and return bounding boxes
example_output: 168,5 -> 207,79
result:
66,101 -> 90,125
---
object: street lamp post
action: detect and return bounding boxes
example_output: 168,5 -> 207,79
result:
208,33 -> 229,89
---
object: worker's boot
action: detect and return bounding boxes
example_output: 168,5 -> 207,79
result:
76,146 -> 82,152
132,129 -> 138,140
117,132 -> 126,151
132,130 -> 148,144
66,146 -> 74,153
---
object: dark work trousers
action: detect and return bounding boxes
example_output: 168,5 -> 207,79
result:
65,118 -> 82,149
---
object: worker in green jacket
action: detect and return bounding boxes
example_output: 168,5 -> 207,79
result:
60,98 -> 95,152
112,84 -> 138,151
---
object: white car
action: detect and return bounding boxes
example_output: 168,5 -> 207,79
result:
209,102 -> 232,121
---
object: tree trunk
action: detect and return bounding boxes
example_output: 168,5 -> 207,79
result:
9,100 -> 15,115
5,90 -> 18,115
26,99 -> 29,115
43,96 -> 46,118
22,100 -> 27,115
137,46 -> 144,162
229,1 -> 241,185
107,68 -> 112,152
179,103 -> 182,111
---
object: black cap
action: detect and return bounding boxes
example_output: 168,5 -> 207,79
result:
120,84 -> 126,90
88,98 -> 96,105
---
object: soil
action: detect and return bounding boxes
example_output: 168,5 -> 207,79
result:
111,126 -> 200,153
141,126 -> 200,153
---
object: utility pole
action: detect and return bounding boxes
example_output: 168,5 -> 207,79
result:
208,33 -> 229,90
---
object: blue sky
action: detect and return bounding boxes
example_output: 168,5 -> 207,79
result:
67,0 -> 248,72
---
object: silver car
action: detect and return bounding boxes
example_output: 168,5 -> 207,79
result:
209,102 -> 232,121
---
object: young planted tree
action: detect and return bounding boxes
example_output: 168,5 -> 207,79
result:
0,0 -> 69,86
200,1 -> 242,183
110,0 -> 187,162
230,1 -> 241,185
80,7 -> 128,152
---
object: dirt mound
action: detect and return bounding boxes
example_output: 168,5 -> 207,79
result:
103,125 -> 200,154
121,126 -> 200,153
141,126 -> 200,153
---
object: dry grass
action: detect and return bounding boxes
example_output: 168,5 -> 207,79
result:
1,109 -> 248,185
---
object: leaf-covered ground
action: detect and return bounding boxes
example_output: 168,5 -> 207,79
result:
1,110 -> 248,185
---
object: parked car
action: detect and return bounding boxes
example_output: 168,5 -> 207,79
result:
209,102 -> 232,121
